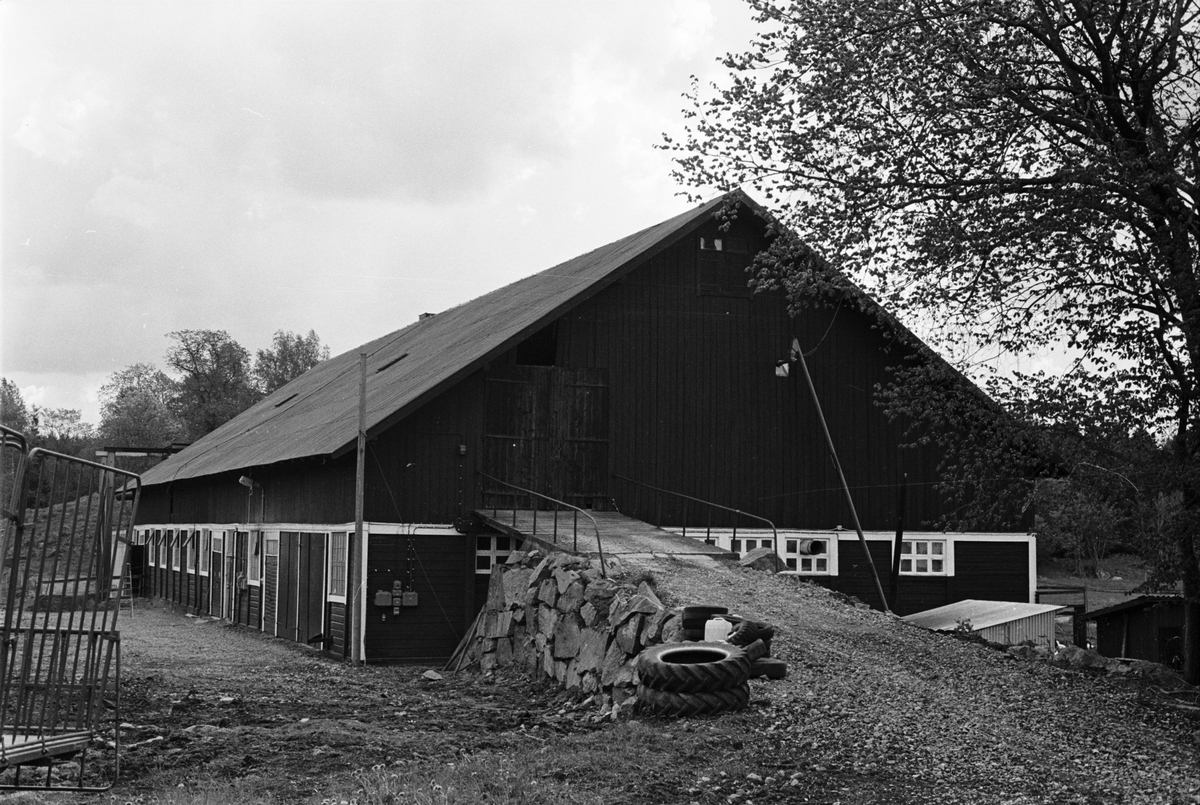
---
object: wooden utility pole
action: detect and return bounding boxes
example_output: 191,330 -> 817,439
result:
793,339 -> 891,614
351,352 -> 367,664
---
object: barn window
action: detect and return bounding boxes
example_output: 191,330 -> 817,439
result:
475,534 -> 513,573
183,531 -> 195,573
328,532 -> 348,599
149,530 -> 159,567
248,532 -> 262,585
265,535 -> 279,557
199,530 -> 211,575
783,537 -> 831,574
900,539 -> 947,574
170,531 -> 181,571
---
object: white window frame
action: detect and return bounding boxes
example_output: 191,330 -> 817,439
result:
170,530 -> 180,571
199,529 -> 211,576
900,538 -> 949,575
247,531 -> 262,586
149,530 -> 159,567
475,533 -> 514,574
782,536 -> 831,575
265,534 -> 279,558
327,532 -> 347,601
183,531 -> 195,574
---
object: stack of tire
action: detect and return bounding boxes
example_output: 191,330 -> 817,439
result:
679,605 -> 788,682
636,641 -> 753,717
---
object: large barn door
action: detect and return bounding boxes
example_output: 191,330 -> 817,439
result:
482,366 -> 609,508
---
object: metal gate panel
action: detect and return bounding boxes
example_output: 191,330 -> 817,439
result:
0,426 -> 141,791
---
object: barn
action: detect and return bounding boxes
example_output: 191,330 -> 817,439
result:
132,191 -> 1036,662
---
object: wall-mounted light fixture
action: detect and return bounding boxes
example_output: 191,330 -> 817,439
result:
238,475 -> 260,489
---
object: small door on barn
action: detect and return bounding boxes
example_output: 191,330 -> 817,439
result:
211,531 -> 225,617
297,532 -> 326,644
482,366 -> 609,509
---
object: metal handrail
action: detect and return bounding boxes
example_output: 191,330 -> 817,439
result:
476,472 -> 606,578
612,473 -> 780,571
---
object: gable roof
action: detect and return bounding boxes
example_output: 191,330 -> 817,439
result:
141,192 -> 762,487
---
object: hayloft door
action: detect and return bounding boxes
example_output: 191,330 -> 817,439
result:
482,366 -> 609,508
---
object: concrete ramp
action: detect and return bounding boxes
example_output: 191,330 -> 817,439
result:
474,509 -> 735,559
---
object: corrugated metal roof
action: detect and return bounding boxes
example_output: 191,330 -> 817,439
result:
903,599 -> 1066,632
141,193 -> 751,487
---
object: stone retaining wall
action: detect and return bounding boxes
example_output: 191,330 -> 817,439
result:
454,549 -> 685,713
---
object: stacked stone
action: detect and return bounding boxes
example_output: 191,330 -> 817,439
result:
461,548 -> 683,710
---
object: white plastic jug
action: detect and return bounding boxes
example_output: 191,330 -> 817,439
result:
704,616 -> 733,642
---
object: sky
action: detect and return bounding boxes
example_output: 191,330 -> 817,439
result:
2,0 -> 761,427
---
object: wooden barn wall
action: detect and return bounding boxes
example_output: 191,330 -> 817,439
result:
264,554 -> 279,636
364,533 -> 472,662
1096,603 -> 1185,665
327,602 -> 347,658
806,539 -> 894,610
542,215 -> 946,531
136,460 -> 356,527
892,576 -> 950,617
951,542 -> 1027,602
363,375 -> 483,526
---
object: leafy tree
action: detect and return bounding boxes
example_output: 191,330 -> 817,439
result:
254,329 -> 330,395
98,363 -> 185,449
165,330 -> 262,441
0,379 -> 32,435
32,406 -> 98,459
667,0 -> 1200,680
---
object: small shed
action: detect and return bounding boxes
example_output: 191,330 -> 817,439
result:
1086,595 -> 1184,669
904,599 -> 1065,646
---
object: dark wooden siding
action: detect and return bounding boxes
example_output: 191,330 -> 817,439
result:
821,540 -> 893,609
364,533 -> 472,662
547,215 -> 946,531
952,542 -> 1028,602
264,554 -> 279,636
1096,601 -> 1185,666
893,576 -> 950,617
328,602 -> 347,658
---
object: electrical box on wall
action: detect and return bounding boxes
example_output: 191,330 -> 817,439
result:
402,591 -> 418,607
373,590 -> 392,607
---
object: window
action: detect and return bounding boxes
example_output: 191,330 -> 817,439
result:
900,539 -> 946,575
184,531 -> 195,573
266,535 -> 279,557
248,532 -> 262,584
170,531 -> 180,571
328,532 -> 347,598
212,532 -> 224,567
199,530 -> 211,575
475,534 -> 513,573
784,538 -> 830,574
149,530 -> 160,567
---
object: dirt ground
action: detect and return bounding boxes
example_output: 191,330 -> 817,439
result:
19,555 -> 1200,804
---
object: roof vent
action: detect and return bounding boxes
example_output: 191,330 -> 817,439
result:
273,393 -> 299,408
418,312 -> 436,321
376,353 -> 409,373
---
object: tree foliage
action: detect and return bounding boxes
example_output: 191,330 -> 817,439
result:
165,330 -> 261,441
98,363 -> 185,449
667,0 -> 1200,678
254,329 -> 330,395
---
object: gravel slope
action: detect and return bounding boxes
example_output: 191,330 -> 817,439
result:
629,554 -> 1200,805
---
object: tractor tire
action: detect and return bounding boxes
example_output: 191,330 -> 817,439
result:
680,605 -> 729,631
638,681 -> 750,717
637,642 -> 751,693
749,657 -> 787,680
